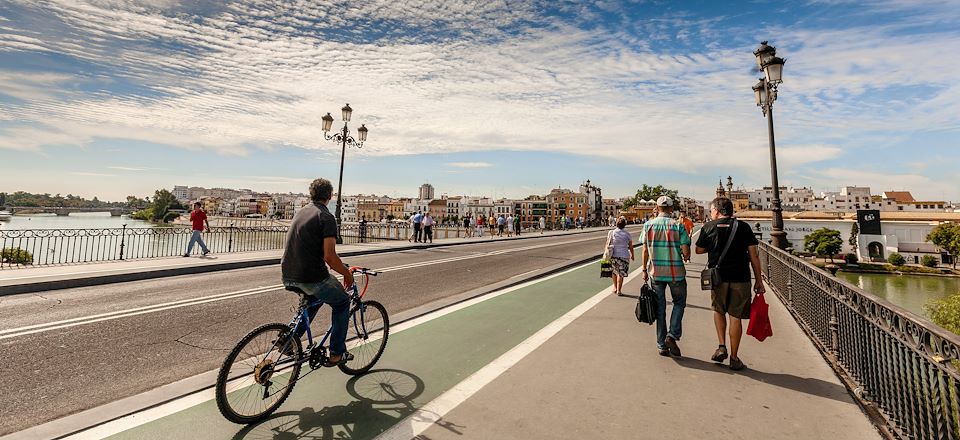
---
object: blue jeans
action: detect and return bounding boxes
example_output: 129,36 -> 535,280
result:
284,276 -> 350,355
186,230 -> 209,254
653,279 -> 688,349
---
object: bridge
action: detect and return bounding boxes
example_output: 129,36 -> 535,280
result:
4,205 -> 134,216
0,228 -> 952,439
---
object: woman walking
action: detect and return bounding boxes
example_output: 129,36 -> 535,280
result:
605,216 -> 634,296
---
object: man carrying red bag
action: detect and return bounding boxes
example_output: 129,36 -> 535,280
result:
695,197 -> 766,371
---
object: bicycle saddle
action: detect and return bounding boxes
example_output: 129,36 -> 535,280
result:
284,285 -> 306,294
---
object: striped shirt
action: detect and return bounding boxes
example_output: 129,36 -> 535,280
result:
641,215 -> 691,282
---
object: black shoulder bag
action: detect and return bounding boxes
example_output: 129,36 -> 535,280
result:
700,220 -> 738,291
635,280 -> 657,325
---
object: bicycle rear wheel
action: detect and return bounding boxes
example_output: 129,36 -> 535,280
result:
216,323 -> 303,424
339,300 -> 389,375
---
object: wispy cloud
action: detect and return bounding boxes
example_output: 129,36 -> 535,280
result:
107,166 -> 147,171
447,162 -> 493,169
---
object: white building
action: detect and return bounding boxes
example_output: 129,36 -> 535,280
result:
419,184 -> 435,200
494,199 -> 515,217
446,197 -> 461,219
405,200 -> 431,217
749,186 -> 814,211
172,186 -> 189,202
459,197 -> 495,219
579,179 -> 603,223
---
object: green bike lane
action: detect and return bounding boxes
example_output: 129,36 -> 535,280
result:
84,261 -> 614,440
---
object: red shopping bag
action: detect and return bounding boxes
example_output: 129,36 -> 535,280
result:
747,293 -> 773,342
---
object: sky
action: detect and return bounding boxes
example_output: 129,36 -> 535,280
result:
1,0 -> 958,203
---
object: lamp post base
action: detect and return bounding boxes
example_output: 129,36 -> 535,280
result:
770,230 -> 789,250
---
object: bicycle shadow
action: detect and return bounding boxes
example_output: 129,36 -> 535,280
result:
230,369 -> 466,440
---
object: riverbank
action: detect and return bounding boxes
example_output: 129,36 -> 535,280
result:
808,259 -> 960,278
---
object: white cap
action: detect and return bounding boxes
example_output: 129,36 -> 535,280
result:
656,196 -> 674,207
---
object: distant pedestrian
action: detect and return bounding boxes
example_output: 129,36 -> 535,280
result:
605,216 -> 634,296
184,202 -> 211,257
476,215 -> 485,237
608,215 -> 615,228
539,216 -> 545,234
412,211 -> 424,243
488,215 -> 496,238
423,212 -> 435,243
640,196 -> 691,357
514,214 -> 521,236
695,197 -> 765,371
497,214 -> 506,236
506,214 -> 515,237
463,216 -> 472,238
679,212 -> 694,236
408,214 -> 416,242
359,216 -> 368,243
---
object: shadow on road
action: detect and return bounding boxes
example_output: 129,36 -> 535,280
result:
230,369 -> 465,440
672,356 -> 853,404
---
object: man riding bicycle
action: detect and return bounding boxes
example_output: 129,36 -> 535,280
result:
280,178 -> 354,367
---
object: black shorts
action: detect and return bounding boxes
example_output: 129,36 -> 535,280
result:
712,282 -> 752,319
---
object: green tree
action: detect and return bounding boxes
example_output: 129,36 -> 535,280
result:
927,222 -> 960,269
925,294 -> 960,335
0,192 -> 5,207
921,255 -> 940,268
888,252 -> 906,266
139,189 -> 183,222
849,222 -> 859,247
623,184 -> 680,209
803,228 -> 843,262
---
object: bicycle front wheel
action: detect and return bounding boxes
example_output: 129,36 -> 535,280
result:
216,323 -> 303,424
339,300 -> 389,375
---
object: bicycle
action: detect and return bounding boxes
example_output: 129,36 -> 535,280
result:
215,267 -> 389,424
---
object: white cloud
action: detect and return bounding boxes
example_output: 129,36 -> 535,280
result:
447,162 -> 493,168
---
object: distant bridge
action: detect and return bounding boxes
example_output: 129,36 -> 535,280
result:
4,206 -> 134,217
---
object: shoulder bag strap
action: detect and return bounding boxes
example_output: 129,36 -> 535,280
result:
715,219 -> 739,267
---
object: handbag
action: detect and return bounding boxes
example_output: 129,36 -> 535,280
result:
747,292 -> 773,341
600,259 -> 613,278
635,281 -> 657,325
700,220 -> 738,291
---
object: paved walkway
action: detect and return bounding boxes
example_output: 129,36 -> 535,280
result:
0,226 -> 613,294
50,252 -> 878,440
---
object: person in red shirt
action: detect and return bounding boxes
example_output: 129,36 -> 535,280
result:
679,212 -> 694,236
184,202 -> 211,257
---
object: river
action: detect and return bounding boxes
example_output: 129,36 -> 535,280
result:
838,271 -> 960,318
0,212 -> 155,230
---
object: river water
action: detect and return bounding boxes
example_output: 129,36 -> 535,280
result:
838,272 -> 960,318
0,212 -> 154,230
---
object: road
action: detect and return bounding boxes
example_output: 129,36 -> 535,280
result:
0,229 -> 624,436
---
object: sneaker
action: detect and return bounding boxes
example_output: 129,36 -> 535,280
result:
664,336 -> 681,357
183,253 -> 190,257
658,347 -> 671,357
729,357 -> 745,371
202,250 -> 210,256
711,346 -> 728,363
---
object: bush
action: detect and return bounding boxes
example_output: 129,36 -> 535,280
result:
926,294 -> 960,335
844,253 -> 859,264
888,252 -> 906,266
921,255 -> 940,268
1,247 -> 34,265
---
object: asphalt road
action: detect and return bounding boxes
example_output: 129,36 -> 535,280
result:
0,228 -> 628,436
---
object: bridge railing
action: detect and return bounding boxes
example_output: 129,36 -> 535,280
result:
0,223 -> 408,268
759,241 -> 960,440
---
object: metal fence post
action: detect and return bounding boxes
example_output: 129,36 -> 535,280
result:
228,223 -> 234,252
119,224 -> 126,260
787,270 -> 793,306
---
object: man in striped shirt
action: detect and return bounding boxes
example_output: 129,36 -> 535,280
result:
641,196 -> 692,357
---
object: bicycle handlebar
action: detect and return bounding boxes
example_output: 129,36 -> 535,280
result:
349,266 -> 380,276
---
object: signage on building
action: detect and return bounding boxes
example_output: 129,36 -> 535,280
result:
857,209 -> 882,235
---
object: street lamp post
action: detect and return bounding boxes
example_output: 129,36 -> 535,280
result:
322,103 -> 369,244
752,41 -> 788,249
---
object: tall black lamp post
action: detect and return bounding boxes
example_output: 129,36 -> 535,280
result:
322,103 -> 369,244
752,41 -> 788,249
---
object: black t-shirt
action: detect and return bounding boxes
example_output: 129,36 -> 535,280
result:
281,203 -> 338,283
695,217 -> 759,283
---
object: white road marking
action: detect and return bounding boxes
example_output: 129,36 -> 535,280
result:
374,266 -> 640,440
61,261 -> 597,439
0,234 -> 607,340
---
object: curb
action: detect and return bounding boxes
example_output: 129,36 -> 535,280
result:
4,250 -> 610,440
0,227 -> 625,296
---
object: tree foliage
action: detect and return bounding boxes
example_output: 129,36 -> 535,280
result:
622,185 -> 680,209
133,189 -> 184,222
925,294 -> 960,336
927,222 -> 960,269
849,222 -> 859,247
921,255 -> 940,268
803,228 -> 843,260
0,191 -> 135,208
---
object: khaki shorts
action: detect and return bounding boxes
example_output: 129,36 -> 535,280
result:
712,282 -> 752,319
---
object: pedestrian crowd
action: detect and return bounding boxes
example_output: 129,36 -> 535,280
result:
602,195 -> 765,371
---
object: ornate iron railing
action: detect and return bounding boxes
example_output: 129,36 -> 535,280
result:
759,241 -> 960,440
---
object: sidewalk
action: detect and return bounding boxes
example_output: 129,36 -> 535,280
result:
0,226 -> 616,295
47,252 -> 878,440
